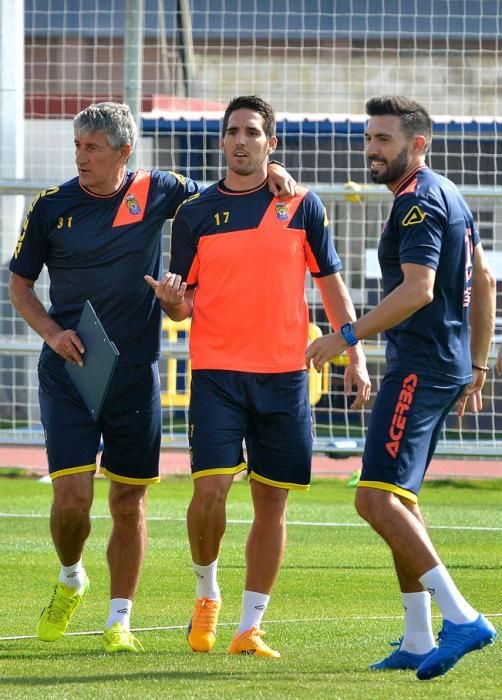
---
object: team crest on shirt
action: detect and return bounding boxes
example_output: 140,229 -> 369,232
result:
275,202 -> 289,221
125,193 -> 141,215
402,205 -> 426,226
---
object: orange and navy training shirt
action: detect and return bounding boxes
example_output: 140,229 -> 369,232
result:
9,169 -> 199,366
379,165 -> 480,383
169,179 -> 342,372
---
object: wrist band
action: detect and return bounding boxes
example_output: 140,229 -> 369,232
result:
340,322 -> 359,347
268,159 -> 285,168
472,363 -> 489,372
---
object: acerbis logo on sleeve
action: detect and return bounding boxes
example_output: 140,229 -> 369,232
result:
402,206 -> 426,226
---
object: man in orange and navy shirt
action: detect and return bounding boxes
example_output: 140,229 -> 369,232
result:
306,95 -> 497,680
9,101 -> 294,653
146,95 -> 371,659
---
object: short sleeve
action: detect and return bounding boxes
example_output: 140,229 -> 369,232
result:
393,194 -> 446,270
302,191 -> 342,277
9,194 -> 50,281
157,170 -> 201,219
169,203 -> 199,287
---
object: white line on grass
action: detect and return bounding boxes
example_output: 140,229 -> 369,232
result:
1,613 -> 501,642
1,512 -> 502,531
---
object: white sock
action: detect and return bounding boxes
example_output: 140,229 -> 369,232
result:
193,560 -> 220,600
236,590 -> 270,635
59,559 -> 86,592
105,598 -> 132,630
400,591 -> 436,654
419,564 -> 478,624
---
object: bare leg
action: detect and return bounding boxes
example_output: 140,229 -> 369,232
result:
245,480 -> 288,593
392,499 -> 431,592
36,472 -> 94,642
107,481 -> 148,599
356,487 -> 439,662
187,474 -> 234,565
50,472 -> 94,565
227,480 -> 288,656
355,487 -> 441,591
186,475 -> 234,652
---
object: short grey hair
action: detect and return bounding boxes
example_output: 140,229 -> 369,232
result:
73,102 -> 138,151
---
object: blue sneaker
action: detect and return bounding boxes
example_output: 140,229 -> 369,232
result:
416,614 -> 497,680
370,640 -> 436,671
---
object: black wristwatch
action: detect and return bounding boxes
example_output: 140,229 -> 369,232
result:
268,159 -> 285,168
340,322 -> 359,346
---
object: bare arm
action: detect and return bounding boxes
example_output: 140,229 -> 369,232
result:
497,345 -> 502,377
144,272 -> 194,321
314,273 -> 371,409
307,263 -> 435,369
469,243 -> 496,369
9,272 -> 84,365
354,263 -> 435,340
456,243 -> 496,416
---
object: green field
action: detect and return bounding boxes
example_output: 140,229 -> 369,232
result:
0,475 -> 500,699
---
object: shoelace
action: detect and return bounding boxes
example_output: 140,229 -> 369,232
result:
194,600 -> 219,630
47,589 -> 78,622
437,626 -> 479,649
374,641 -> 406,666
246,628 -> 268,645
106,627 -> 144,651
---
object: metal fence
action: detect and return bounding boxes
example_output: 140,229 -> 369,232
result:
1,183 -> 501,457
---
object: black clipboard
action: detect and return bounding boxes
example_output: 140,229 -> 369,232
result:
65,300 -> 120,421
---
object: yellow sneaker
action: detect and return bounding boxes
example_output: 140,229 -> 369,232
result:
36,575 -> 90,642
102,623 -> 145,653
187,597 -> 221,652
228,626 -> 281,659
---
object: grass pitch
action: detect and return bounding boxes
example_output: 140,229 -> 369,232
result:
0,475 -> 500,699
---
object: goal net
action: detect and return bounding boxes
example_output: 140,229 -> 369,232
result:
1,0 -> 501,458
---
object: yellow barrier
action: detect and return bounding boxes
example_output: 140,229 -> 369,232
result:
160,319 -> 341,407
161,317 -> 192,407
307,323 -> 330,405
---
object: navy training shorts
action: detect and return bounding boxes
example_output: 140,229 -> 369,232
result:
359,371 -> 466,502
38,358 -> 161,484
188,369 -> 313,490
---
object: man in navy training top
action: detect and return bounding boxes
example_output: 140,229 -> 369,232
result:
9,101 -> 294,653
306,95 -> 497,680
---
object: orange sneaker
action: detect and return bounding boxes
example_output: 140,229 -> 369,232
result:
187,597 -> 221,652
228,626 -> 280,658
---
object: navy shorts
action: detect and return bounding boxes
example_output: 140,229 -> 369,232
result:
189,369 -> 313,490
360,371 -> 465,502
38,358 -> 161,484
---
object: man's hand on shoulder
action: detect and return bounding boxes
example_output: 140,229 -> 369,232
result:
267,162 -> 297,198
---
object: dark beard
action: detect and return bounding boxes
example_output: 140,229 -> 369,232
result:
369,147 -> 409,184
